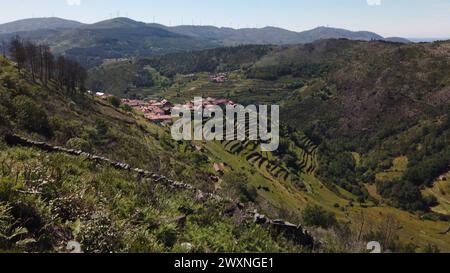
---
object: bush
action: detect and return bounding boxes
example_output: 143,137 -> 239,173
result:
78,211 -> 124,253
66,138 -> 92,152
223,171 -> 258,203
238,184 -> 258,203
108,96 -> 121,108
302,205 -> 338,229
95,119 -> 108,136
156,225 -> 178,248
191,152 -> 208,167
12,96 -> 51,137
376,180 -> 428,211
120,104 -> 132,112
0,202 -> 28,249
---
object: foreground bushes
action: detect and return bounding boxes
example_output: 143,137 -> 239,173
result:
0,147 -> 303,253
12,96 -> 52,137
302,205 -> 338,229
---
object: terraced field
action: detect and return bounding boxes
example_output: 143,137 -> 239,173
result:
149,72 -> 297,105
216,113 -> 318,186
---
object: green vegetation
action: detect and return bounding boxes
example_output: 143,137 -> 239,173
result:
3,37 -> 450,252
3,18 -> 213,67
144,45 -> 272,77
0,146 -> 303,253
302,205 -> 338,229
113,39 -> 449,213
0,54 -> 310,253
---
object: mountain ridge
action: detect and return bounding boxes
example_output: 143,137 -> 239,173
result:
0,17 -> 412,67
0,17 -> 84,34
1,17 -> 411,45
161,24 -> 412,45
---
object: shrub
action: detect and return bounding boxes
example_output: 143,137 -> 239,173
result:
156,225 -> 178,248
223,171 -> 258,203
302,205 -> 338,229
95,119 -> 108,136
78,211 -> 124,253
423,244 -> 441,254
120,104 -> 132,112
0,202 -> 31,251
191,152 -> 208,167
108,96 -> 121,108
12,96 -> 51,136
66,138 -> 92,152
376,180 -> 428,211
238,184 -> 258,203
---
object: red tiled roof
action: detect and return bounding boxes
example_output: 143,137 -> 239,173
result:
213,163 -> 225,172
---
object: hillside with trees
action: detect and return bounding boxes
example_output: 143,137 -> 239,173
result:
2,32 -> 450,252
1,46 -> 318,253
0,17 -> 411,68
94,39 -> 450,215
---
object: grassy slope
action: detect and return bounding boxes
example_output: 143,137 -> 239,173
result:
0,145 -> 302,253
423,173 -> 450,215
0,56 -> 306,253
117,40 -> 450,251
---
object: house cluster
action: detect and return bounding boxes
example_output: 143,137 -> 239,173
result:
211,73 -> 228,83
121,97 -> 235,125
102,58 -> 131,65
173,97 -> 236,112
122,99 -> 174,124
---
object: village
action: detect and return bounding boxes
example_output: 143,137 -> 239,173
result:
85,92 -> 236,177
90,71 -> 233,125
120,97 -> 236,125
89,89 -> 235,125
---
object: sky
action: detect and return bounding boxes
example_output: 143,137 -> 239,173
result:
0,0 -> 449,38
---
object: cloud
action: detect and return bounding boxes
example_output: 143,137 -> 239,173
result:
366,0 -> 382,6
66,0 -> 81,6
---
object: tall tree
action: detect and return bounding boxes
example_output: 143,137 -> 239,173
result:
42,45 -> 54,85
38,45 -> 44,81
7,38 -> 87,94
9,37 -> 26,73
56,56 -> 66,88
24,41 -> 38,81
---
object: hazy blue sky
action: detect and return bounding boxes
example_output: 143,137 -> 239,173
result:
1,0 -> 449,37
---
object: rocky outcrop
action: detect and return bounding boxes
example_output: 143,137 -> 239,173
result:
252,211 -> 314,249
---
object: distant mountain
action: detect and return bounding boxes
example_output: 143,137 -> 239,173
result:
163,25 -> 306,45
0,17 -> 411,67
295,26 -> 383,43
0,17 -> 84,34
0,18 -> 215,67
408,37 -> 450,43
85,17 -> 147,29
384,37 -> 413,44
165,25 -> 411,45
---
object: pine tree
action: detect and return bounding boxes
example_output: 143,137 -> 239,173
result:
9,37 -> 26,73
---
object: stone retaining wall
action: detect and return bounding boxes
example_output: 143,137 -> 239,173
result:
4,133 -> 315,248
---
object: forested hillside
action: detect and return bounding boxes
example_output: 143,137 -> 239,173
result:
0,46 -> 312,253
3,35 -> 450,252
0,17 -> 411,68
84,38 -> 450,252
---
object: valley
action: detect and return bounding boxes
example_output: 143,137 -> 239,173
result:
84,38 -> 450,251
1,15 -> 450,253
